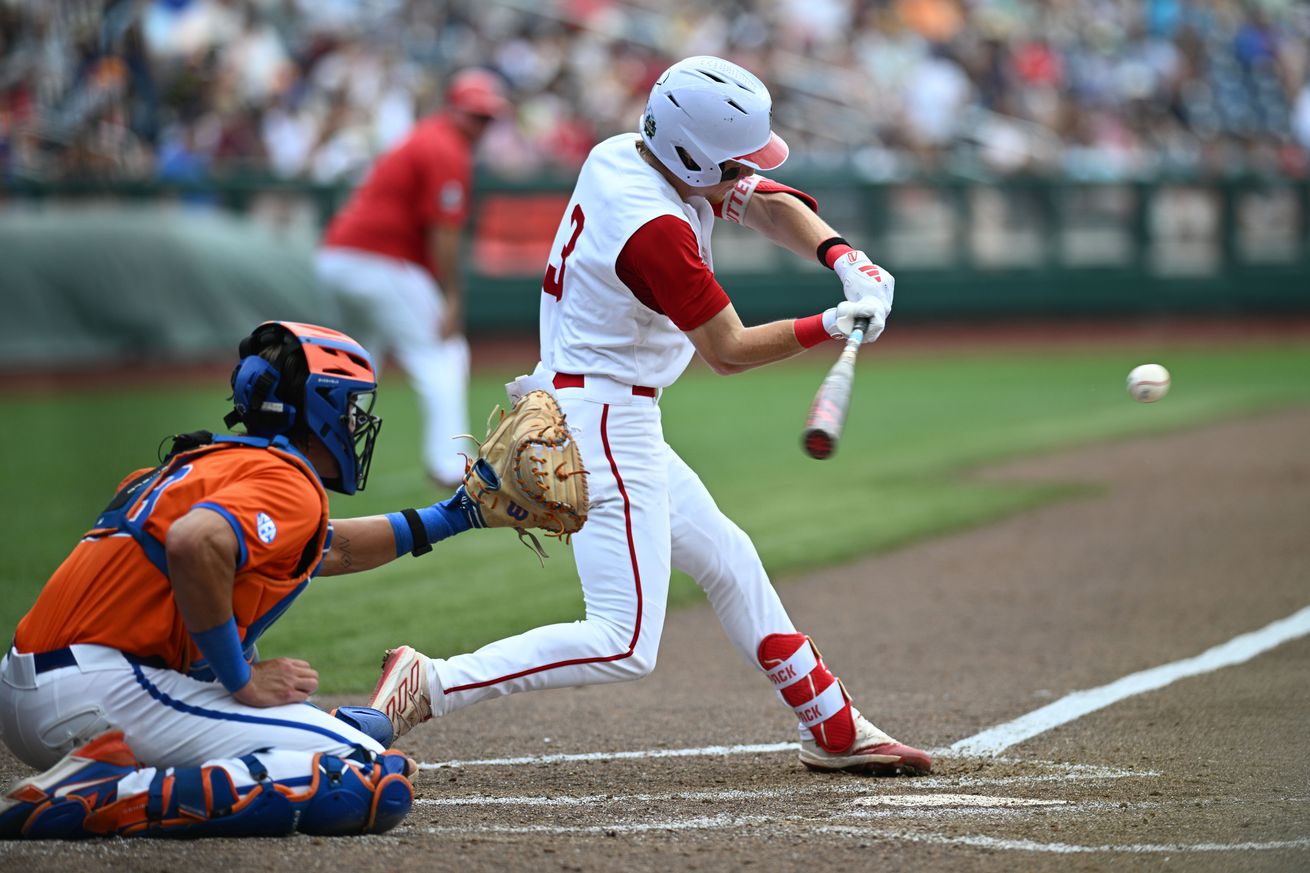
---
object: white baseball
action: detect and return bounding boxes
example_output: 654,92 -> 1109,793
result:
1127,363 -> 1171,403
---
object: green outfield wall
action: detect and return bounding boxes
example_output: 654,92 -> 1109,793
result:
2,175 -> 1306,368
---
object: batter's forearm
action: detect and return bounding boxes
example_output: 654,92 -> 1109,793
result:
689,308 -> 809,375
743,192 -> 842,261
716,319 -> 809,373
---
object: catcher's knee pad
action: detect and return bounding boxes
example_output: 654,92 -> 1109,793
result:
758,633 -> 855,754
296,750 -> 412,836
332,705 -> 395,748
85,751 -> 413,838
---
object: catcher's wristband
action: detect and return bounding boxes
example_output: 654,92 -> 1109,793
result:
817,236 -> 853,269
387,496 -> 475,558
191,617 -> 251,693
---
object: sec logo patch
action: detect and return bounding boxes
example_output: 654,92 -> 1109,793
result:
256,512 -> 277,544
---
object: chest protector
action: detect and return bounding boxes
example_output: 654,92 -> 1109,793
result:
86,431 -> 331,676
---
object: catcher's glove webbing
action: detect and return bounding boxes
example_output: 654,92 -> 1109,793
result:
461,390 -> 588,560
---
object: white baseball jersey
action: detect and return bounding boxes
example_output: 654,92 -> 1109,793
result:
539,134 -> 722,389
420,131 -> 911,774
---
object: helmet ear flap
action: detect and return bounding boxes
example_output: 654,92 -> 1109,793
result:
227,356 -> 298,436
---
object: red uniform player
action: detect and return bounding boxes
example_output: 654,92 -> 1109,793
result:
318,69 -> 511,488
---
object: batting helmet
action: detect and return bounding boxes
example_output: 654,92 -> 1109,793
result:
225,321 -> 381,495
639,56 -> 789,187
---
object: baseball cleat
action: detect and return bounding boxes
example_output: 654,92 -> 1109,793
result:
799,711 -> 931,777
368,646 -> 433,742
0,729 -> 139,839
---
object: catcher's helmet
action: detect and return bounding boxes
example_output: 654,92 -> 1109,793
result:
226,321 -> 381,494
639,56 -> 789,187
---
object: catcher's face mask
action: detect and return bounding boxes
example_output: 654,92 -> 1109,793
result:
345,389 -> 382,493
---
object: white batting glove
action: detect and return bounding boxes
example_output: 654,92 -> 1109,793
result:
821,299 -> 887,345
833,251 -> 895,310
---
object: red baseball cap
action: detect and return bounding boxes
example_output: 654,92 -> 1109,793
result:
447,69 -> 510,118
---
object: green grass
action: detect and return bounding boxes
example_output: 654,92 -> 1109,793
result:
4,339 -> 1309,691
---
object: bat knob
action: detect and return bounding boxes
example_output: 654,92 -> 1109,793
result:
803,429 -> 834,460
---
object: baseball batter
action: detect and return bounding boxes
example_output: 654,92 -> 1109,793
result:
317,69 -> 511,489
372,57 -> 931,776
0,322 -> 491,838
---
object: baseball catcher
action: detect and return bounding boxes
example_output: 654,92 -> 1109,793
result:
459,390 -> 588,558
0,321 -> 495,840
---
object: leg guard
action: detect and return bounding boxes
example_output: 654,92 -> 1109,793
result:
332,706 -> 395,749
296,750 -> 412,836
758,633 -> 856,754
85,750 -> 413,838
0,730 -> 139,840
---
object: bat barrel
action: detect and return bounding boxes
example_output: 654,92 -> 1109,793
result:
800,315 -> 871,459
802,429 -> 835,459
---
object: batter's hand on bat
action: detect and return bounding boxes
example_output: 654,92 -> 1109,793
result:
234,657 -> 320,707
823,299 -> 888,344
833,251 -> 895,309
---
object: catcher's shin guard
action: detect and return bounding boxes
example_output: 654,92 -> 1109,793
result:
84,750 -> 413,838
758,633 -> 856,753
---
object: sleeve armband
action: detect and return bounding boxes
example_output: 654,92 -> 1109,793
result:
716,174 -> 762,224
716,176 -> 821,225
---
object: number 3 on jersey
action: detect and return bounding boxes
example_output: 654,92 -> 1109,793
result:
543,203 -> 585,300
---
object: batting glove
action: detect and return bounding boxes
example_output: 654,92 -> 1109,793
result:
822,299 -> 887,345
833,251 -> 895,310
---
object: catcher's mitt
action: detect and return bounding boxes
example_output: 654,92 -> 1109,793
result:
461,390 -> 588,557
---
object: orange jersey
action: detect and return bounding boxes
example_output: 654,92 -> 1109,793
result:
15,441 -> 330,673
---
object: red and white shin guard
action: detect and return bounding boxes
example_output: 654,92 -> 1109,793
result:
758,633 -> 855,754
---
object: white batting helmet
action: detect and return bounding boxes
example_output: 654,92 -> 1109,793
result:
639,56 -> 789,187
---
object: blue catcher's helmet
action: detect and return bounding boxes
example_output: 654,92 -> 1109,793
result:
225,321 -> 382,494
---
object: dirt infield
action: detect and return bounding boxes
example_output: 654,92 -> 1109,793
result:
2,407 -> 1308,871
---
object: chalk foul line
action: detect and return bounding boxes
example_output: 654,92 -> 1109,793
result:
817,827 -> 1310,855
415,741 -> 796,770
414,604 -> 1309,773
945,603 -> 1310,757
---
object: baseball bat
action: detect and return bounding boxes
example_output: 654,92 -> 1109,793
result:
801,316 -> 870,459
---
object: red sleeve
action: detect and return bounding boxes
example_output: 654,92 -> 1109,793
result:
616,215 -> 731,331
417,134 -> 472,228
754,178 -> 818,212
713,175 -> 819,221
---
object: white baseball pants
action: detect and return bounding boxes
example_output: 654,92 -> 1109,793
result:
315,247 -> 470,485
0,644 -> 383,771
426,373 -> 798,714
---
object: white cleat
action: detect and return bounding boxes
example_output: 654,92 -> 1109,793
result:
799,711 -> 932,776
368,646 -> 433,742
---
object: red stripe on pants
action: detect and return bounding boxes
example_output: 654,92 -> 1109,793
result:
445,403 -> 644,692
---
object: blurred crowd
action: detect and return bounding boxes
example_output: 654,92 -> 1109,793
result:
2,0 -> 1309,184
